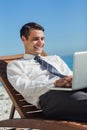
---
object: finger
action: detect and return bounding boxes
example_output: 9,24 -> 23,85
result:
65,84 -> 71,88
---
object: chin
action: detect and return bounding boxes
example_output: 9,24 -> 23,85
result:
35,50 -> 43,54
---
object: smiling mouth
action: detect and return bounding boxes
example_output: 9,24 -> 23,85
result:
34,46 -> 43,50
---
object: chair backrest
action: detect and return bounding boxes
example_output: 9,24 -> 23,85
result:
0,51 -> 47,118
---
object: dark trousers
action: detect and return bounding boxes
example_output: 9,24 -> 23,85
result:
39,88 -> 87,121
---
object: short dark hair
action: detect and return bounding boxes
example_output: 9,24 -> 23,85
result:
20,22 -> 44,40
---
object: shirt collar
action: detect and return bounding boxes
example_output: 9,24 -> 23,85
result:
24,54 -> 40,60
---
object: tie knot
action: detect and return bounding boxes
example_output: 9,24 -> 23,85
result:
34,56 -> 40,60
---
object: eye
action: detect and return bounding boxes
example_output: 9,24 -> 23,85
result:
32,37 -> 38,41
41,37 -> 45,41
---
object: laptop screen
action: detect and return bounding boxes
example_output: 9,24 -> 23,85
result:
72,51 -> 87,90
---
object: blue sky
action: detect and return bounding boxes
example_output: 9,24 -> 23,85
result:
0,0 -> 87,56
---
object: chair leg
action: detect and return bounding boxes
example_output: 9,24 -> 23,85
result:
9,104 -> 15,119
9,105 -> 19,130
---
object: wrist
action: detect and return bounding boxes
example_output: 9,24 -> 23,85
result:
54,80 -> 57,87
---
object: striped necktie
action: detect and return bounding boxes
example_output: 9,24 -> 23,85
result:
34,56 -> 66,78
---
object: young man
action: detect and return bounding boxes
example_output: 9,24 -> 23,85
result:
7,22 -> 87,121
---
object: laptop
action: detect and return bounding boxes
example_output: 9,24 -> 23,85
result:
51,51 -> 87,91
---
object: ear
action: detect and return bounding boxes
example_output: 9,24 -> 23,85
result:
21,36 -> 27,47
21,36 -> 26,42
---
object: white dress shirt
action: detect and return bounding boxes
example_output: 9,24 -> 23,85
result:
7,54 -> 73,108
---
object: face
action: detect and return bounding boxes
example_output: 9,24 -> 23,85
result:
22,29 -> 45,55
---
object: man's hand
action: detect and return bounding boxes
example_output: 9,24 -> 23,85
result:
54,75 -> 73,88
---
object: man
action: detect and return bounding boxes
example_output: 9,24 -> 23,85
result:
7,22 -> 87,121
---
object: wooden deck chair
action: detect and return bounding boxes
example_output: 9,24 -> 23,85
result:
0,51 -> 87,130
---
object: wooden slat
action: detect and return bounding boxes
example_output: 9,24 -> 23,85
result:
0,54 -> 23,60
0,119 -> 87,130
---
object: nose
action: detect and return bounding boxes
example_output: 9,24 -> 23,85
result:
38,38 -> 42,43
38,39 -> 44,46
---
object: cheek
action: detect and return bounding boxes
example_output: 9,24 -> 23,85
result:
32,41 -> 37,46
43,42 -> 45,46
26,44 -> 33,50
42,42 -> 44,48
29,42 -> 35,47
